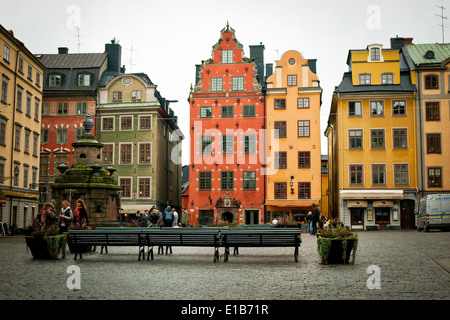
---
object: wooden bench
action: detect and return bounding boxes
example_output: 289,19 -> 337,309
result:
220,229 -> 302,262
68,230 -> 147,260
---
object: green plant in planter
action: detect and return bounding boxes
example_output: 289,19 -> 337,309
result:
25,222 -> 67,259
316,226 -> 358,265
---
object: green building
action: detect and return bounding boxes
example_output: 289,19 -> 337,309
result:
97,72 -> 183,220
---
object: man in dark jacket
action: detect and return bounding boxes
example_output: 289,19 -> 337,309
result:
311,205 -> 320,235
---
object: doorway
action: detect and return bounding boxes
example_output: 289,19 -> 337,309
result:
245,210 -> 259,225
198,210 -> 214,226
375,207 -> 390,230
400,199 -> 415,229
350,208 -> 364,229
222,211 -> 234,223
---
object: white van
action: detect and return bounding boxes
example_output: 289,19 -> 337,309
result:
417,194 -> 450,232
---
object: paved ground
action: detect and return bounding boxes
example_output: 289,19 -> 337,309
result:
0,230 -> 449,302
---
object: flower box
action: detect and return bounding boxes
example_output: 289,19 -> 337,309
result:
25,234 -> 67,260
316,227 -> 358,265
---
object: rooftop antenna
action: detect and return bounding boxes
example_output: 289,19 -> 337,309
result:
127,41 -> 139,73
436,0 -> 448,43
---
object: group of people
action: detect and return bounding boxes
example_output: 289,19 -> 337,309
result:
133,206 -> 190,228
305,207 -> 327,235
34,199 -> 89,233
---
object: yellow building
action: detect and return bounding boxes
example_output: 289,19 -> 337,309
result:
404,42 -> 450,199
326,39 -> 418,230
0,25 -> 45,231
265,50 -> 322,223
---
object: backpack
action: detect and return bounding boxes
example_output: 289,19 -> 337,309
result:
150,211 -> 159,224
163,209 -> 174,223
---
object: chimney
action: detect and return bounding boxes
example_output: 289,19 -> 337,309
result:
265,63 -> 273,79
390,36 -> 413,49
58,47 -> 69,54
308,59 -> 317,74
250,42 -> 266,87
105,38 -> 122,73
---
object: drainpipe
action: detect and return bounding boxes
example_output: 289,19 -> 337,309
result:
416,72 -> 424,199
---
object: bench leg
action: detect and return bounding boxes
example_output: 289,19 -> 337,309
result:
294,246 -> 299,263
233,247 -> 239,255
138,246 -> 144,261
224,247 -> 229,262
158,246 -> 163,254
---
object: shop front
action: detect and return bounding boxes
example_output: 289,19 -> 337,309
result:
265,199 -> 321,224
340,190 -> 404,230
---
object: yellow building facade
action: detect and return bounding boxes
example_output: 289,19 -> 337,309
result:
265,50 -> 322,222
326,41 -> 418,230
0,25 -> 45,231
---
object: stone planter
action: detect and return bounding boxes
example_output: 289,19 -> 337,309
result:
25,234 -> 67,260
317,236 -> 358,265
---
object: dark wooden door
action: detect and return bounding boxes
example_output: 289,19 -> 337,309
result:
401,200 -> 416,229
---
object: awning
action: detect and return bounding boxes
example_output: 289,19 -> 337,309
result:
373,200 -> 394,208
119,204 -> 155,214
340,189 -> 403,200
265,199 -> 320,208
347,200 -> 368,208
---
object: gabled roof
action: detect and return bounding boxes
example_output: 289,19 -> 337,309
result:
37,52 -> 107,69
404,43 -> 450,67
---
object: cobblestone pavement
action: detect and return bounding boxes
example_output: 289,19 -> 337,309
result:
0,230 -> 449,301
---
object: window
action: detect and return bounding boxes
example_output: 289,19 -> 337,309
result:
243,105 -> 255,117
49,75 -> 61,87
139,115 -> 152,129
428,167 -> 442,187
427,133 -> 441,153
393,100 -> 406,116
75,128 -> 84,141
393,129 -> 407,149
348,101 -> 362,116
102,117 -> 114,131
221,171 -> 234,190
32,167 -> 37,187
371,129 -> 385,149
3,44 -> 10,62
23,165 -> 29,189
370,101 -> 384,116
120,116 -> 133,130
381,73 -> 393,84
34,98 -> 40,121
16,86 -> 23,112
32,133 -> 38,157
349,164 -> 364,186
57,102 -> 68,115
244,134 -> 256,153
298,151 -> 311,168
139,143 -> 151,164
274,182 -> 287,199
24,129 -> 30,154
221,105 -> 234,118
211,77 -> 223,91
372,164 -> 386,186
56,129 -> 68,144
200,107 -> 212,118
102,144 -> 114,165
424,74 -> 439,89
297,98 -> 309,109
40,154 -> 49,176
243,171 -> 256,190
222,50 -> 233,64
18,57 -> 24,73
119,178 -> 132,198
297,120 -> 310,137
36,73 -> 41,87
138,178 -> 151,198
394,164 -> 409,186
54,154 -> 69,175
359,74 -> 371,85
42,102 -> 49,115
199,172 -> 212,190
298,182 -> 311,199
275,152 -> 287,169
274,99 -> 286,110
232,77 -> 244,91
201,135 -> 213,154
1,77 -> 8,103
120,143 -> 132,164
425,102 -> 440,121
274,121 -> 286,138
76,102 -> 87,115
131,91 -> 142,100
371,47 -> 380,61
112,91 -> 122,101
14,125 -> 21,151
287,75 -> 297,86
27,66 -> 33,81
41,129 -> 49,144
222,135 -> 234,154
26,92 -> 32,116
0,120 -> 7,145
13,163 -> 19,187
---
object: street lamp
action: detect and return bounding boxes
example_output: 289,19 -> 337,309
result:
289,176 -> 295,194
3,165 -> 19,181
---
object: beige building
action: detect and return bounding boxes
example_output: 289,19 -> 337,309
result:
0,24 -> 45,231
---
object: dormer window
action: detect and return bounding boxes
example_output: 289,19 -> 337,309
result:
371,47 -> 381,61
367,45 -> 383,62
49,74 -> 61,87
78,73 -> 91,86
424,50 -> 435,59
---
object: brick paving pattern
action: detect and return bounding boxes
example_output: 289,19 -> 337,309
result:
0,230 -> 449,300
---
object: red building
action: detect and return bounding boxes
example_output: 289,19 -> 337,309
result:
188,24 -> 268,225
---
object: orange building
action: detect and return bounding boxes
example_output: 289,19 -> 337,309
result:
188,24 -> 267,225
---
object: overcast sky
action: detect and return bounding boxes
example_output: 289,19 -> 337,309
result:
1,0 -> 446,165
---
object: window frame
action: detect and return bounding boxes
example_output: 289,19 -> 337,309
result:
427,167 -> 442,188
199,171 -> 212,190
424,74 -> 439,90
274,182 -> 287,199
371,164 -> 386,186
370,129 -> 385,150
349,164 -> 364,186
297,120 -> 310,137
348,101 -> 362,117
119,142 -> 133,165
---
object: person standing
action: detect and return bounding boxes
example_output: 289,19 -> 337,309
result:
172,208 -> 179,227
311,208 -> 320,235
180,208 -> 189,227
162,206 -> 174,227
59,200 -> 73,233
74,199 -> 89,226
141,209 -> 150,227
306,211 -> 312,234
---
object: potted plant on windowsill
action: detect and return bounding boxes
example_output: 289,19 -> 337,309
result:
25,222 -> 67,260
316,225 -> 358,265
